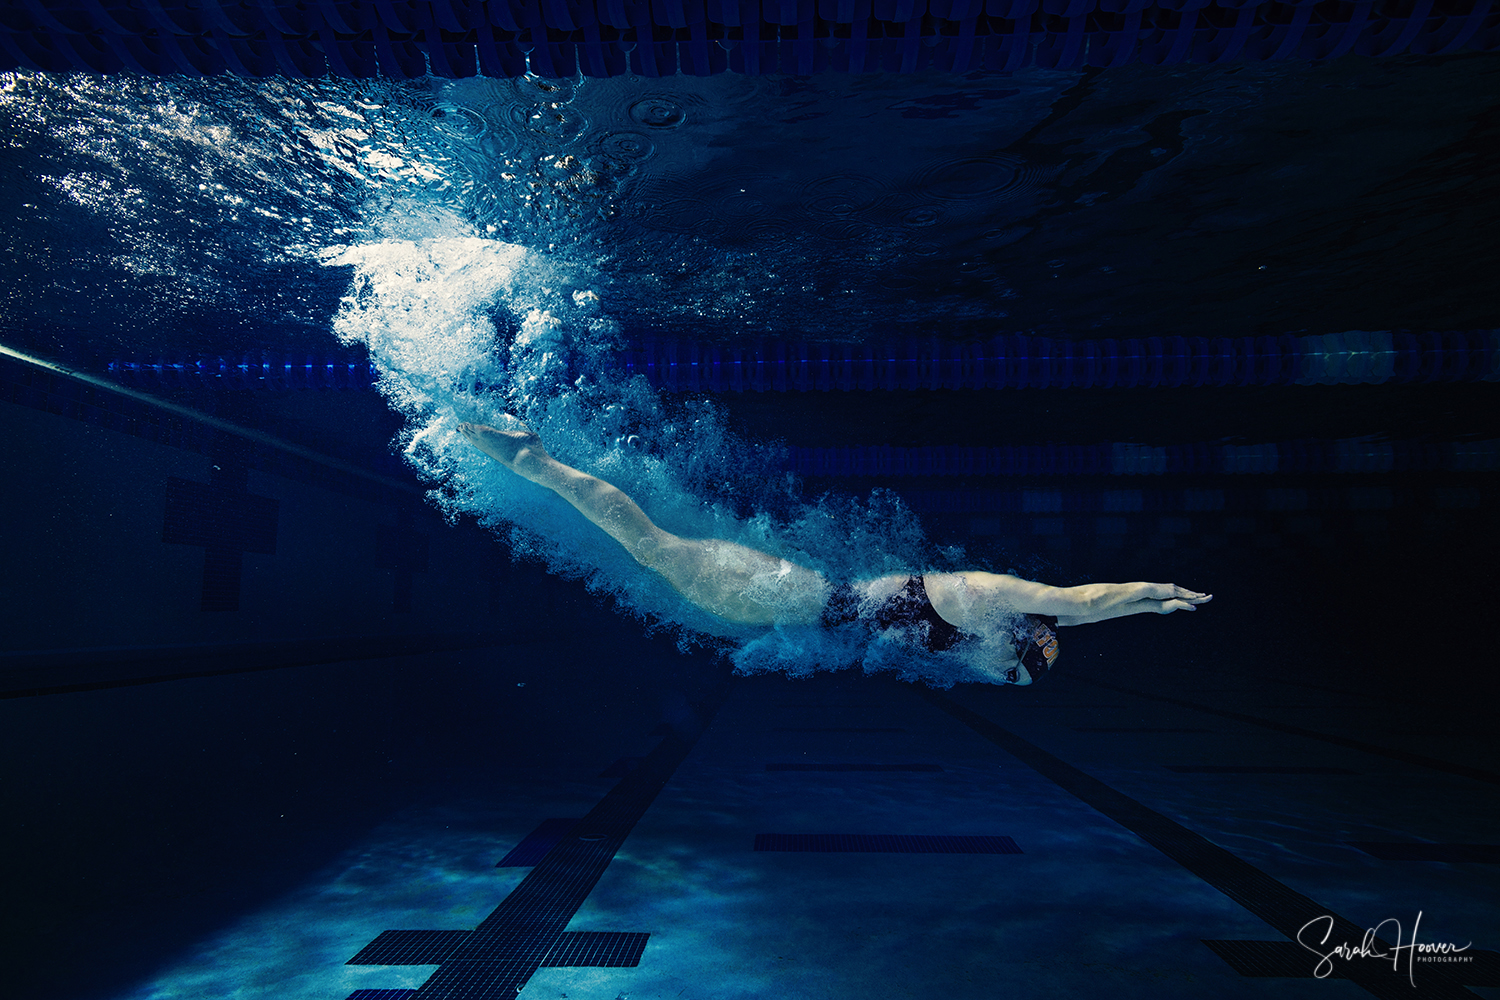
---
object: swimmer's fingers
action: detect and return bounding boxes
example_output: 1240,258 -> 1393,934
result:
457,421 -> 492,440
1172,585 -> 1212,603
1158,599 -> 1198,614
457,420 -> 519,434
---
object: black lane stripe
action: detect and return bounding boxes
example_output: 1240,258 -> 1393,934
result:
1164,773 -> 1368,779
921,689 -> 1480,1000
765,762 -> 942,772
495,818 -> 583,868
1078,676 -> 1500,787
754,833 -> 1021,854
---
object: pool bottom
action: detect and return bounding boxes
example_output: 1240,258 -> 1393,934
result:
64,666 -> 1500,1000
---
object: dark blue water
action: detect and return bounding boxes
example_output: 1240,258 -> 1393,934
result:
0,55 -> 1496,1000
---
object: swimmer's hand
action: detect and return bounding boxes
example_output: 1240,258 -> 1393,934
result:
458,420 -> 548,470
1149,584 -> 1212,613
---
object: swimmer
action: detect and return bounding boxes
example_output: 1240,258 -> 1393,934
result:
459,419 -> 1211,685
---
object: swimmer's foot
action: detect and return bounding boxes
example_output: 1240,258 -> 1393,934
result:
458,421 -> 549,472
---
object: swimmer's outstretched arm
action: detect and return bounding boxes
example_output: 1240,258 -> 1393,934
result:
1050,583 -> 1211,625
928,573 -> 1211,628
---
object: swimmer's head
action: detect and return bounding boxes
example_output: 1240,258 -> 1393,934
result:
970,657 -> 1034,686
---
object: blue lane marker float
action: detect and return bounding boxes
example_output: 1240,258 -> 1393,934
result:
619,330 -> 1500,392
98,329 -> 1500,392
2,0 -> 1495,76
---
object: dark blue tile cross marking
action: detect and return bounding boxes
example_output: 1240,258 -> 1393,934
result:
161,453 -> 277,613
345,682 -> 731,999
755,833 -> 1022,854
543,931 -> 650,967
924,689 -> 1487,999
350,930 -> 472,965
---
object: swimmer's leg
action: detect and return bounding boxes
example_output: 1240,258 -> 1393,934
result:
459,421 -> 664,563
459,421 -> 826,625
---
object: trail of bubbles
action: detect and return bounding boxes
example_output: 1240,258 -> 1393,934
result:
320,235 -> 989,686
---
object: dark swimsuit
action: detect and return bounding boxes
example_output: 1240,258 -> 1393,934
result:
822,575 -> 1059,683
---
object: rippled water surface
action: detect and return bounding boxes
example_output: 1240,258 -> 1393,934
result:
3,55 -> 1495,359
